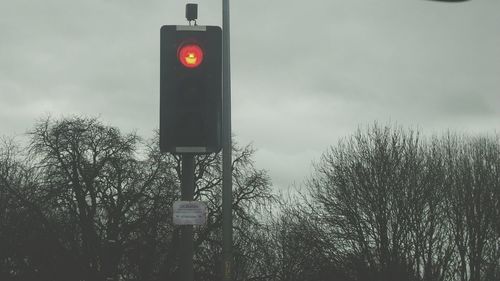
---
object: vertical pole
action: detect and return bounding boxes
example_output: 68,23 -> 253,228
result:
180,154 -> 195,281
222,0 -> 233,280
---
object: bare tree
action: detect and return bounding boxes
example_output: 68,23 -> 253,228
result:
303,124 -> 457,281
27,116 -> 171,281
442,134 -> 500,281
0,116 -> 277,281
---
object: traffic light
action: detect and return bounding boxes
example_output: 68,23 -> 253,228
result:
160,25 -> 222,154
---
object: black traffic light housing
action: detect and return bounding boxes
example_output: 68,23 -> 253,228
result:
160,25 -> 222,154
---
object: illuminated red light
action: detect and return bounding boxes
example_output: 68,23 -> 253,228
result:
178,44 -> 204,68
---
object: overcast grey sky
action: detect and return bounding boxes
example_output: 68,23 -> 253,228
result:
1,0 -> 499,190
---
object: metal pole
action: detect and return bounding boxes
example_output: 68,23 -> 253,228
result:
180,154 -> 195,281
222,0 -> 233,280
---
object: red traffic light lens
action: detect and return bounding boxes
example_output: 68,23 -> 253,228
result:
179,44 -> 204,68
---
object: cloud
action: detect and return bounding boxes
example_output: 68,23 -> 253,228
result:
1,0 -> 499,189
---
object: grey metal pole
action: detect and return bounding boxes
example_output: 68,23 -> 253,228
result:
180,154 -> 195,281
222,0 -> 233,280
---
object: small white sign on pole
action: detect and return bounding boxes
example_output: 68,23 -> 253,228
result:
173,201 -> 208,225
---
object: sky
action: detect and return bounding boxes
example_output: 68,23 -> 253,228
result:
1,0 -> 499,190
